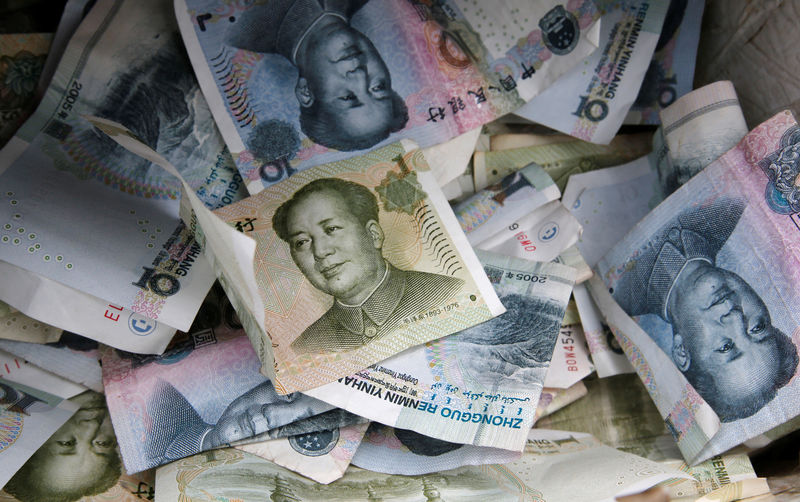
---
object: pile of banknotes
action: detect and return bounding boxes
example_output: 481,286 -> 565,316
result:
1,0 -> 799,500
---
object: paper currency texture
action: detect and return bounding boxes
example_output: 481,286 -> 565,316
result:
515,0 -> 668,143
155,429 -> 691,501
597,111 -> 800,463
176,0 -> 601,192
102,325 -> 333,473
305,251 -> 574,451
0,0 -> 246,335
211,141 -> 506,392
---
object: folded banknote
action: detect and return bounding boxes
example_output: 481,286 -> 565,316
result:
625,0 -> 705,124
472,132 -> 652,191
515,0 -> 667,144
305,250 -> 574,451
90,117 -> 506,394
596,111 -> 800,463
0,259 -> 177,354
649,80 -> 748,205
102,325 -> 333,473
0,0 -> 246,335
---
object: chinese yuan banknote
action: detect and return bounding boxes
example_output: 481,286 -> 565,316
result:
0,379 -> 79,488
102,325 -> 334,474
235,422 -> 369,484
91,117 -> 506,394
515,0 -> 667,144
472,132 -> 652,191
305,251 -> 574,452
0,389 -> 158,502
649,80 -> 748,204
351,423 -> 520,475
0,0 -> 247,344
175,0 -> 602,193
596,111 -> 800,464
625,0 -> 705,124
0,33 -> 51,148
212,141 -> 506,393
453,161 -> 560,246
155,430 -> 690,502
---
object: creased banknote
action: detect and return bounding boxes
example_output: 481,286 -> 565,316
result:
0,0 -> 246,335
543,321 -> 594,389
573,282 -> 634,377
563,155 -> 656,267
102,324 -> 333,473
626,0 -> 705,124
562,157 -> 657,377
536,373 -> 682,460
515,0 -> 668,144
305,251 -> 574,451
475,199 -> 582,263
35,0 -> 92,98
533,380 -> 588,423
472,132 -> 652,191
649,80 -> 748,204
0,334 -> 102,393
0,349 -> 87,400
0,391 -> 155,502
453,161 -> 559,245
236,422 -> 369,484
176,0 -> 602,192
156,429 -> 692,502
0,259 -> 178,354
596,111 -> 800,463
0,379 -> 78,488
350,423 -> 520,475
0,300 -> 60,344
0,33 -> 51,147
0,389 -> 157,502
91,116 -> 506,393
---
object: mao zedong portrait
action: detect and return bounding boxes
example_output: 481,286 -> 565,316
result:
4,391 -> 122,502
272,178 -> 464,354
226,0 -> 408,151
611,197 -> 799,422
145,380 -> 322,466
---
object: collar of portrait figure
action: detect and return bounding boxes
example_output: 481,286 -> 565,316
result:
664,257 -> 713,322
336,260 -> 389,309
291,11 -> 349,65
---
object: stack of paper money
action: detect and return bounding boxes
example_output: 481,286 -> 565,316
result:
3,0 -> 800,501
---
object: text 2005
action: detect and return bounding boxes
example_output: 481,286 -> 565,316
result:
515,274 -> 547,283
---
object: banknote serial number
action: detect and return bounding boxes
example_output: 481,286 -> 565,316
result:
403,302 -> 459,324
56,81 -> 82,121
